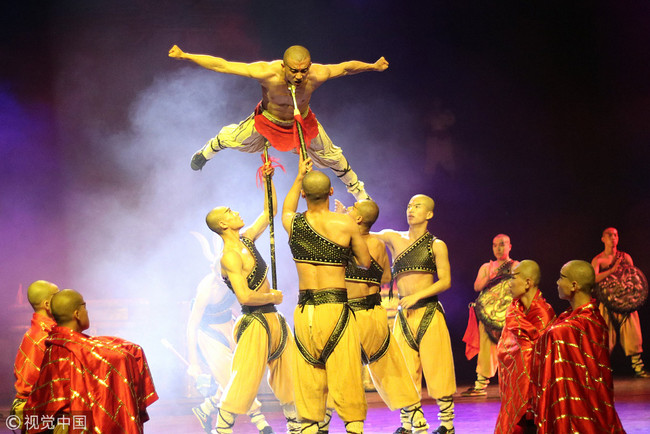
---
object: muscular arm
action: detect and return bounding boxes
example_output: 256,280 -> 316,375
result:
371,229 -> 400,257
168,45 -> 277,80
349,220 -> 371,270
243,165 -> 277,241
313,57 -> 389,81
281,156 -> 312,235
221,252 -> 282,306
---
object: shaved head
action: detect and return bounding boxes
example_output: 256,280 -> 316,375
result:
51,289 -> 86,325
27,280 -> 59,312
602,227 -> 618,236
564,260 -> 596,294
283,45 -> 311,64
515,260 -> 541,286
206,206 -> 229,235
302,170 -> 331,203
410,194 -> 435,212
356,200 -> 380,228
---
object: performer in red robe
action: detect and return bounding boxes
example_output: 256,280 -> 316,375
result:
12,281 -> 60,427
24,289 -> 158,434
531,260 -> 625,433
495,260 -> 555,434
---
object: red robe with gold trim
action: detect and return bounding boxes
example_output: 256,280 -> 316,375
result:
495,290 -> 555,433
14,313 -> 57,399
531,299 -> 625,433
24,326 -> 158,433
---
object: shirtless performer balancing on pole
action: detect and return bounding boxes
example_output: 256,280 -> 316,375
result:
168,44 -> 388,201
282,156 -> 371,434
374,194 -> 457,434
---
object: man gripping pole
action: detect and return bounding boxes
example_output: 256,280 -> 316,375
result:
168,44 -> 388,200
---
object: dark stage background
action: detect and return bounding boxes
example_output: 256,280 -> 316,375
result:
2,0 -> 649,403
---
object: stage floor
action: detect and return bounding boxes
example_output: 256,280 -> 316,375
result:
1,378 -> 647,433
141,377 -> 650,433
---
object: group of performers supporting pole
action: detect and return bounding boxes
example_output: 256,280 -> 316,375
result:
169,43 -> 459,434
166,44 -> 649,434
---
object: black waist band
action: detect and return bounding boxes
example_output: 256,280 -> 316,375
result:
241,304 -> 277,314
348,292 -> 382,311
298,288 -> 347,306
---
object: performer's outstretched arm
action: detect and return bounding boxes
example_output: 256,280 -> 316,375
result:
314,57 -> 389,81
168,45 -> 276,80
243,163 -> 277,241
281,156 -> 312,235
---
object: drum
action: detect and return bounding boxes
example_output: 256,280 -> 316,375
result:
474,278 -> 513,344
594,266 -> 648,314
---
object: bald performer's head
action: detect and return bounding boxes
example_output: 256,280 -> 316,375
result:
508,260 -> 541,303
27,280 -> 59,315
557,260 -> 595,308
561,260 -> 595,294
283,45 -> 311,64
206,206 -> 229,235
516,260 -> 541,286
410,194 -> 434,212
406,194 -> 434,226
205,206 -> 244,236
50,289 -> 90,332
302,170 -> 332,204
352,200 -> 380,229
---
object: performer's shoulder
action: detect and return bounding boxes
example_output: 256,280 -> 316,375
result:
431,236 -> 447,248
591,251 -> 606,262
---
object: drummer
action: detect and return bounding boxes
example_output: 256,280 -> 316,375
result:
592,227 -> 650,378
462,234 -> 519,397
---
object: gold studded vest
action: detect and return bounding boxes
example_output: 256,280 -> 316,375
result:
289,213 -> 351,265
392,232 -> 437,277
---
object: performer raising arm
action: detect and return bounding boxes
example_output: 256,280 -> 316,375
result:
205,163 -> 298,434
281,156 -> 371,434
373,194 -> 457,434
169,44 -> 388,200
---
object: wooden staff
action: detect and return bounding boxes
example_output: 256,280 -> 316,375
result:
289,84 -> 308,160
263,145 -> 278,290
